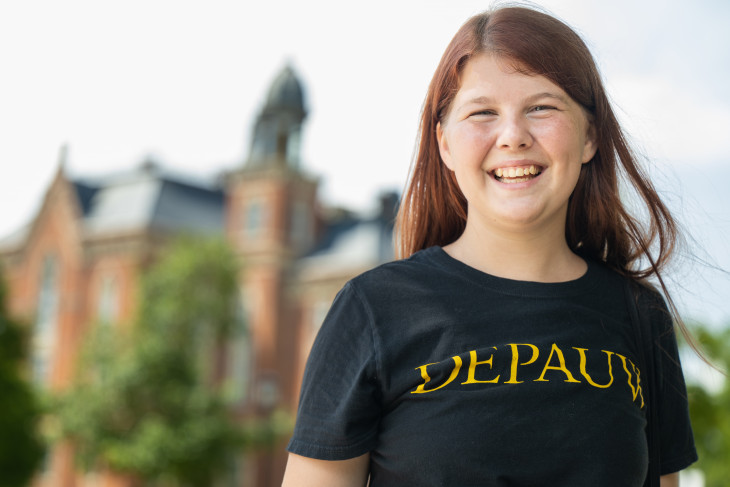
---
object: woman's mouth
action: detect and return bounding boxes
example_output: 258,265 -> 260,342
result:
491,164 -> 544,184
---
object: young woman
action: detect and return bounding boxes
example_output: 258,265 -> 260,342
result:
282,6 -> 697,486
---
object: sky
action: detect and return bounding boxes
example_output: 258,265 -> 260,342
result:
1,0 -> 729,323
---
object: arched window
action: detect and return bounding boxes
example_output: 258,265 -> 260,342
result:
33,254 -> 59,384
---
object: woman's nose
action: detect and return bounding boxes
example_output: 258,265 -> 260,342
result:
495,116 -> 533,150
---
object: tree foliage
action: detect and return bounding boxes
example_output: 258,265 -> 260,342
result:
685,324 -> 730,487
0,272 -> 45,487
53,237 -> 282,486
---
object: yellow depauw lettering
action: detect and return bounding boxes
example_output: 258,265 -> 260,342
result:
630,360 -> 645,408
573,347 -> 615,389
411,355 -> 464,394
461,348 -> 500,385
505,343 -> 540,384
616,353 -> 645,407
535,343 -> 581,383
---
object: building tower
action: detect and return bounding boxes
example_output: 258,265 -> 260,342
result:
226,63 -> 318,416
226,64 -> 319,486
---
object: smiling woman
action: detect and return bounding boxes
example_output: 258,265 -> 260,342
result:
282,5 -> 697,487
436,52 -> 597,257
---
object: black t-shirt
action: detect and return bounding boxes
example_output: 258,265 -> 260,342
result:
288,247 -> 697,486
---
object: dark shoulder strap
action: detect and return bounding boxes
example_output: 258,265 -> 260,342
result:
624,279 -> 661,487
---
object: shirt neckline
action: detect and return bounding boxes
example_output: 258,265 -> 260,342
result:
420,246 -> 603,298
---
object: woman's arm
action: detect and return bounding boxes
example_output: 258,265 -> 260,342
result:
281,452 -> 370,487
660,472 -> 679,487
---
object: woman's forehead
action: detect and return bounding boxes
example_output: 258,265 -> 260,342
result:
455,53 -> 565,98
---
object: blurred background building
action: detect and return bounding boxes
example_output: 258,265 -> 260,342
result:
0,65 -> 396,487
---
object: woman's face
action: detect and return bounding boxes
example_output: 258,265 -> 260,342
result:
437,52 -> 597,235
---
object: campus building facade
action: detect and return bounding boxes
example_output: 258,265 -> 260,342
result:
0,66 -> 396,487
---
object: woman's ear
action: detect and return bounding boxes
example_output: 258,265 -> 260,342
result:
436,122 -> 455,171
582,122 -> 598,164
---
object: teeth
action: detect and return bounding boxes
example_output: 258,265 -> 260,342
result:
493,165 -> 541,180
502,177 -> 532,184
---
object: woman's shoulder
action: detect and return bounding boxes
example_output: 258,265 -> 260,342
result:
340,247 -> 454,304
632,279 -> 673,335
349,246 -> 452,287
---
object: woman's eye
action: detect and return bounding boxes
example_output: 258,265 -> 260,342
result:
469,110 -> 496,117
531,105 -> 556,112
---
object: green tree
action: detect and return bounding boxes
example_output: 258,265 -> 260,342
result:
53,238 -> 282,486
0,272 -> 45,487
686,324 -> 730,487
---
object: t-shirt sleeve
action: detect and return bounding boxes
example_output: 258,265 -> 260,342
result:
287,281 -> 381,460
642,288 -> 699,475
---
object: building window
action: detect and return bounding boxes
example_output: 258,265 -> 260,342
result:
33,254 -> 59,384
97,275 -> 119,325
244,199 -> 267,238
289,200 -> 311,247
286,127 -> 301,167
35,256 -> 59,335
227,331 -> 251,404
227,290 -> 252,404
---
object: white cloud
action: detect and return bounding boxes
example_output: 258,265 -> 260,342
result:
609,73 -> 730,165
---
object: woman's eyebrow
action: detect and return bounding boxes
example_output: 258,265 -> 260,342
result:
463,96 -> 494,105
456,96 -> 495,113
526,92 -> 570,104
458,92 -> 570,112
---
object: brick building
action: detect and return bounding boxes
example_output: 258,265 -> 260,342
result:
0,65 -> 396,487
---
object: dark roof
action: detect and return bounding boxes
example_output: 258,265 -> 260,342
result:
298,192 -> 398,274
72,181 -> 100,216
76,166 -> 225,237
307,215 -> 361,255
264,65 -> 305,113
152,179 -> 225,234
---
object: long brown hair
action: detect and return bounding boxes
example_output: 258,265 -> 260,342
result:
395,6 -> 706,354
398,5 -> 679,276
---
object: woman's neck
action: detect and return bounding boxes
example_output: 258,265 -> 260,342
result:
443,218 -> 587,283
